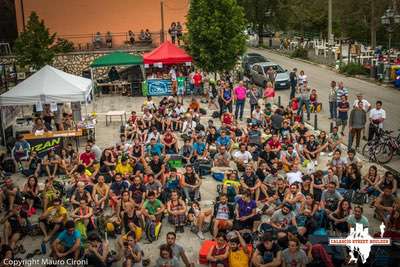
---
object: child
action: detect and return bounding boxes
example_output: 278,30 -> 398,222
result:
310,89 -> 318,112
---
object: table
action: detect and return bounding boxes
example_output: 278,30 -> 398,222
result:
97,81 -> 131,95
105,111 -> 127,126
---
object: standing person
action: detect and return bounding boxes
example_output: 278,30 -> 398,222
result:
192,70 -> 203,96
337,95 -> 350,136
328,81 -> 337,120
220,82 -> 233,114
297,81 -> 311,121
233,81 -> 247,121
263,82 -> 275,109
169,66 -> 177,96
368,100 -> 386,141
248,86 -> 260,115
176,22 -> 183,45
336,81 -> 349,117
176,72 -> 186,104
352,93 -> 371,140
298,70 -> 307,86
348,101 -> 367,151
289,68 -> 298,100
169,22 -> 177,44
266,67 -> 276,87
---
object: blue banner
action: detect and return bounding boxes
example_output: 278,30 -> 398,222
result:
147,79 -> 172,96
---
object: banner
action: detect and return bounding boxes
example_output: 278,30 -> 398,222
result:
147,79 -> 172,96
28,137 -> 63,158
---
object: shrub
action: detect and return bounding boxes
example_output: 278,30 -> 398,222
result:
290,47 -> 308,59
339,63 -> 367,76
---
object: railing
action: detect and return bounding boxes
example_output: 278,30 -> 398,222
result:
58,31 -> 165,52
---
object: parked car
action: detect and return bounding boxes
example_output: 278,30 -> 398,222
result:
242,53 -> 269,76
249,62 -> 290,90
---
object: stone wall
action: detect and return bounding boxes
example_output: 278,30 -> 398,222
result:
0,48 -> 151,78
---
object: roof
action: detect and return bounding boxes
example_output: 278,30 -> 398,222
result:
143,41 -> 192,65
90,52 -> 143,67
0,65 -> 92,106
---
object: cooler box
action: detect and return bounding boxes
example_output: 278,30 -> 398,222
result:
199,240 -> 216,264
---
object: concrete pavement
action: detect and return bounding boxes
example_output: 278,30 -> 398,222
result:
247,47 -> 400,173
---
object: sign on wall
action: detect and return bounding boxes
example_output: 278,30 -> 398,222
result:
147,79 -> 172,96
29,137 -> 62,158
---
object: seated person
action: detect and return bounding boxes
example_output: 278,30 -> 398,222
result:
221,111 -> 234,129
181,165 -> 201,202
39,198 -> 67,242
79,145 -> 96,170
284,183 -> 305,215
375,186 -> 397,224
23,150 -> 42,177
70,182 -> 92,208
22,176 -> 40,216
31,118 -> 48,134
167,190 -> 187,233
251,232 -> 282,267
193,136 -> 208,161
51,220 -> 81,260
303,134 -> 320,166
84,233 -> 110,267
270,203 -> 297,231
328,126 -> 342,152
225,231 -> 251,267
328,199 -> 351,234
145,174 -> 162,198
109,174 -> 130,212
0,201 -> 28,252
347,205 -> 369,229
222,171 -> 241,202
213,145 -> 231,167
71,198 -> 95,230
146,154 -> 166,185
212,193 -> 235,238
281,144 -> 299,172
115,157 -> 133,180
235,190 -> 260,231
142,191 -> 165,224
216,130 -> 232,150
0,177 -> 19,211
187,201 -> 212,240
233,143 -> 252,172
240,165 -> 262,202
206,233 -> 229,266
43,149 -> 60,177
115,231 -> 143,267
316,131 -> 329,153
120,201 -> 142,239
12,134 -> 30,167
162,168 -> 183,202
319,182 -> 343,215
161,128 -> 178,154
188,98 -> 200,113
129,176 -> 146,211
180,139 -> 194,164
91,175 -> 109,212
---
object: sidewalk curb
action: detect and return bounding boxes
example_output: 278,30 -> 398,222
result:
251,47 -> 396,89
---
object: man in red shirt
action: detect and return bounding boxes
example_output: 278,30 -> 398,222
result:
79,145 -> 95,169
192,70 -> 203,95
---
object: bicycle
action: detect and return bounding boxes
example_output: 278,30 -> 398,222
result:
363,128 -> 400,164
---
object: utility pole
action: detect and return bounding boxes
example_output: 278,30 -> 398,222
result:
160,0 -> 165,43
328,0 -> 333,45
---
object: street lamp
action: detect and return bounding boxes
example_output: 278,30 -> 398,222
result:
381,8 -> 400,50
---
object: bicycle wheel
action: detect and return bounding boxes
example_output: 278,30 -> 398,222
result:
362,142 -> 375,161
375,143 -> 393,164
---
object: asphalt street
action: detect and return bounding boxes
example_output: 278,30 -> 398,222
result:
248,47 -> 400,172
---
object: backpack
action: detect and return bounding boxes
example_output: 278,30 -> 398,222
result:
352,191 -> 367,205
145,220 -> 162,242
212,111 -> 220,118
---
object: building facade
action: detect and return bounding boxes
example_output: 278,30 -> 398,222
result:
14,0 -> 189,48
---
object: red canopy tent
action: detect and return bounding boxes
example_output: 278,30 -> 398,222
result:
143,41 -> 192,65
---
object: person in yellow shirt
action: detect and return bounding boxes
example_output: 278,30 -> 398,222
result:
115,157 -> 133,179
39,198 -> 67,242
223,230 -> 250,267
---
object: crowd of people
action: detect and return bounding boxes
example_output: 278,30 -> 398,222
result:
0,68 -> 399,267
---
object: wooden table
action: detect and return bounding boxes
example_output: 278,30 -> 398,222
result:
105,110 -> 127,126
23,129 -> 83,140
97,81 -> 131,95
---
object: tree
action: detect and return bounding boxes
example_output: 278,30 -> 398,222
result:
14,12 -> 56,69
187,0 -> 246,73
53,38 -> 75,53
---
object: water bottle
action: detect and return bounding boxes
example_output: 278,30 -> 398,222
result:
40,241 -> 47,254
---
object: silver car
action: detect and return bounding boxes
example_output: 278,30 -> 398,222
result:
249,62 -> 290,90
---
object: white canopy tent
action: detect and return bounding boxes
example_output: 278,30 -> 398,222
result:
0,65 -> 93,106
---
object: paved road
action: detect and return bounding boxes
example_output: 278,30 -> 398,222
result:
248,47 -> 400,171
